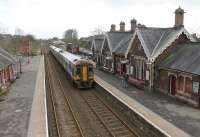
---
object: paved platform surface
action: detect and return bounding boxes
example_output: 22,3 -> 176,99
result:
27,56 -> 47,137
95,69 -> 200,137
95,75 -> 190,137
0,56 -> 41,137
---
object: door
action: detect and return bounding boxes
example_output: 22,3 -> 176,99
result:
122,64 -> 126,74
169,75 -> 176,95
82,64 -> 87,81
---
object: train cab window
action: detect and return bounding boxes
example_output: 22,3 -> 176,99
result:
88,65 -> 93,73
76,65 -> 81,75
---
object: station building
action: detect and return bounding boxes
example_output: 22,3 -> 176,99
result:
90,7 -> 200,106
0,47 -> 16,89
159,42 -> 200,106
100,21 -> 134,74
125,7 -> 196,90
91,35 -> 104,66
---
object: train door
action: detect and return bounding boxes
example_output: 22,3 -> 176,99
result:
82,64 -> 87,81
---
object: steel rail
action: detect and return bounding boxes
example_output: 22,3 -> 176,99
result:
47,47 -> 139,137
50,54 -> 109,137
47,54 -> 85,137
80,93 -> 116,137
93,91 -> 140,137
45,55 -> 61,137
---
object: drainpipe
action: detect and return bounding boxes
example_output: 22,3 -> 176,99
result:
198,84 -> 200,108
147,61 -> 154,91
113,53 -> 116,74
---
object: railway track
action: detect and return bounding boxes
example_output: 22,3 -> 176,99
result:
45,52 -> 84,137
80,91 -> 139,137
44,46 -> 60,137
47,53 -> 109,137
45,57 -> 60,137
48,49 -> 140,137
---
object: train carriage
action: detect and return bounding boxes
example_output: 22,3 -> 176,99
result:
49,46 -> 94,88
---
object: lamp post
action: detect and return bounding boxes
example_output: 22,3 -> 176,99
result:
27,40 -> 30,64
19,57 -> 22,73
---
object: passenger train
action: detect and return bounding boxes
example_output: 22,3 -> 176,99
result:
49,46 -> 94,88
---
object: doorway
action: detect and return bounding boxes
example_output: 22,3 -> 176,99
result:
121,64 -> 126,75
169,75 -> 177,95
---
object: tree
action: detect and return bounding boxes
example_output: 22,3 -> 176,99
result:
24,34 -> 35,42
15,28 -> 24,36
0,22 -> 8,34
52,37 -> 59,41
91,26 -> 105,36
63,29 -> 78,42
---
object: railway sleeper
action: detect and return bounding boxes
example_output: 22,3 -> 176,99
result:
108,122 -> 123,127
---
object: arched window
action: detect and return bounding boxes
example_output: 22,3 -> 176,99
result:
138,60 -> 142,80
178,76 -> 184,91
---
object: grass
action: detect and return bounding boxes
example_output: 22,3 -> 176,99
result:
0,87 -> 7,96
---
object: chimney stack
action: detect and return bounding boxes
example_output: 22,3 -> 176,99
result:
110,24 -> 116,32
130,18 -> 137,32
174,7 -> 185,27
120,21 -> 125,32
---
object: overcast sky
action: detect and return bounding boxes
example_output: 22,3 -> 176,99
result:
0,0 -> 200,38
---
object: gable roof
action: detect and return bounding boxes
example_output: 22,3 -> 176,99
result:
159,42 -> 200,76
91,39 -> 104,51
126,26 -> 195,61
113,34 -> 133,55
91,35 -> 104,51
0,48 -> 15,70
101,31 -> 132,55
0,48 -> 16,63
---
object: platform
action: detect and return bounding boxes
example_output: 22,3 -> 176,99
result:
27,56 -> 48,137
95,74 -> 191,137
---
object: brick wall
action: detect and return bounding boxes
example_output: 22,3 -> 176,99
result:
96,84 -> 168,137
127,35 -> 147,58
155,33 -> 189,66
154,33 -> 190,89
159,69 -> 169,93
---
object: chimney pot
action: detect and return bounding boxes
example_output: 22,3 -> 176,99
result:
110,24 -> 116,32
120,21 -> 125,32
130,18 -> 137,32
174,7 -> 185,27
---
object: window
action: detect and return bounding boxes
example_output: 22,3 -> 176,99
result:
135,60 -> 138,79
138,60 -> 142,80
134,58 -> 146,80
178,76 -> 184,91
138,44 -> 142,50
76,65 -> 81,75
130,66 -> 133,75
185,77 -> 192,94
88,65 -> 93,73
146,70 -> 149,81
88,65 -> 93,76
88,65 -> 93,72
142,61 -> 145,80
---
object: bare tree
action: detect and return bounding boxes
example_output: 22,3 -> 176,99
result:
63,29 -> 78,41
0,22 -> 8,34
91,26 -> 105,36
15,28 -> 24,36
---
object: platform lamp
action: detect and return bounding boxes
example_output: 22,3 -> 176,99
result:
16,54 -> 22,74
27,40 -> 30,64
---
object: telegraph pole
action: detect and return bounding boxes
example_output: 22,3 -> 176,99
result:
19,56 -> 22,73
